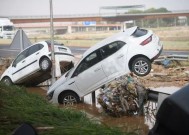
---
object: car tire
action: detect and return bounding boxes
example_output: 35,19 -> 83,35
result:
1,77 -> 13,86
131,57 -> 151,76
39,57 -> 52,72
59,92 -> 80,105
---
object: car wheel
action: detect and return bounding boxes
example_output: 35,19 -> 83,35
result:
40,58 -> 52,72
131,57 -> 151,76
60,92 -> 80,106
2,77 -> 13,86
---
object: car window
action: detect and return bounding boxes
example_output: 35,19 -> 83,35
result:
38,44 -> 44,50
72,50 -> 101,77
28,44 -> 43,56
100,41 -> 125,59
3,26 -> 14,31
13,49 -> 29,66
132,27 -> 147,37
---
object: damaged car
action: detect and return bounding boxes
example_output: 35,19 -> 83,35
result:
0,41 -> 74,86
47,26 -> 163,105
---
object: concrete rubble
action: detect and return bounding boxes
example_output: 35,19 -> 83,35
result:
97,73 -> 148,117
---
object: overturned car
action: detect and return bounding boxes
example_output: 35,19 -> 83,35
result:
0,41 -> 74,86
47,26 -> 163,105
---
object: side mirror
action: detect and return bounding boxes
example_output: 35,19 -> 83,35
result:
73,72 -> 78,77
12,62 -> 16,67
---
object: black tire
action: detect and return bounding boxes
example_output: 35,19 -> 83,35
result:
1,77 -> 13,86
131,57 -> 151,76
39,57 -> 52,72
59,92 -> 80,105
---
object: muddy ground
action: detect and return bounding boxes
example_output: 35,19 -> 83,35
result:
141,64 -> 189,88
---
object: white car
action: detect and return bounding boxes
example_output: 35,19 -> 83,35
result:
47,26 -> 163,105
0,41 -> 74,86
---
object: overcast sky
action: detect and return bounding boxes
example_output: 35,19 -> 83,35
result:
1,0 -> 189,16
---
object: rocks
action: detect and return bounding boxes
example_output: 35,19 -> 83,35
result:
97,73 -> 148,117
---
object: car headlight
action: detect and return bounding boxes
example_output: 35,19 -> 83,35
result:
47,91 -> 54,100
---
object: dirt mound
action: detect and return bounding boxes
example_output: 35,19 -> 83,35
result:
0,58 -> 13,76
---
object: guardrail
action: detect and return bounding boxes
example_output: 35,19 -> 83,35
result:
154,54 -> 189,68
155,54 -> 189,62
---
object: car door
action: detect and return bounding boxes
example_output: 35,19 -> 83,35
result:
11,48 -> 29,82
22,44 -> 44,76
100,41 -> 127,79
72,50 -> 106,94
11,44 -> 43,83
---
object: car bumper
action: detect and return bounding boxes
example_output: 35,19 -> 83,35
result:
151,45 -> 163,62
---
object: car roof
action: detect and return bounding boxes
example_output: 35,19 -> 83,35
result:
15,41 -> 55,56
20,40 -> 65,51
82,26 -> 137,57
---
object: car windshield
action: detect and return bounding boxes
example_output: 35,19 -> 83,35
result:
3,26 -> 14,31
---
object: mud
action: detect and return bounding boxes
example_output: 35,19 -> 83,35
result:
27,87 -> 47,97
27,87 -> 150,134
59,103 -> 149,135
141,64 -> 189,88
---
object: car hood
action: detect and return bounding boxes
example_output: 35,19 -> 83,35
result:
47,72 -> 68,95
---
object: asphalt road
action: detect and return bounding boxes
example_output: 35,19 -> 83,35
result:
0,45 -> 189,58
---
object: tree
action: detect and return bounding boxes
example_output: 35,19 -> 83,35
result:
128,7 -> 170,14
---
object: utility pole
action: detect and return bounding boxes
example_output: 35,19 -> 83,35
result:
19,28 -> 24,51
49,0 -> 56,84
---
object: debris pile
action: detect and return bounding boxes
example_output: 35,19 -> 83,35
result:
0,58 -> 13,75
97,73 -> 148,117
142,63 -> 189,87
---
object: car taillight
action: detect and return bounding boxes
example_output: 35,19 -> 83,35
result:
140,35 -> 152,46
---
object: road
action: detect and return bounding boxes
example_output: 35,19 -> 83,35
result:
0,45 -> 189,58
0,45 -> 20,58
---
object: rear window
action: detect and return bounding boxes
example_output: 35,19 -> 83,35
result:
58,47 -> 67,51
132,27 -> 147,37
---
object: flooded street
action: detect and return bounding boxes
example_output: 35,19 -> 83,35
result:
61,103 -> 149,134
26,84 -> 186,135
27,87 -> 155,135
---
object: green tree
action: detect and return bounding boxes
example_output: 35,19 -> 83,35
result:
128,7 -> 170,14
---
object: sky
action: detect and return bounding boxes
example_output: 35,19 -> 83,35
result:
1,0 -> 189,17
